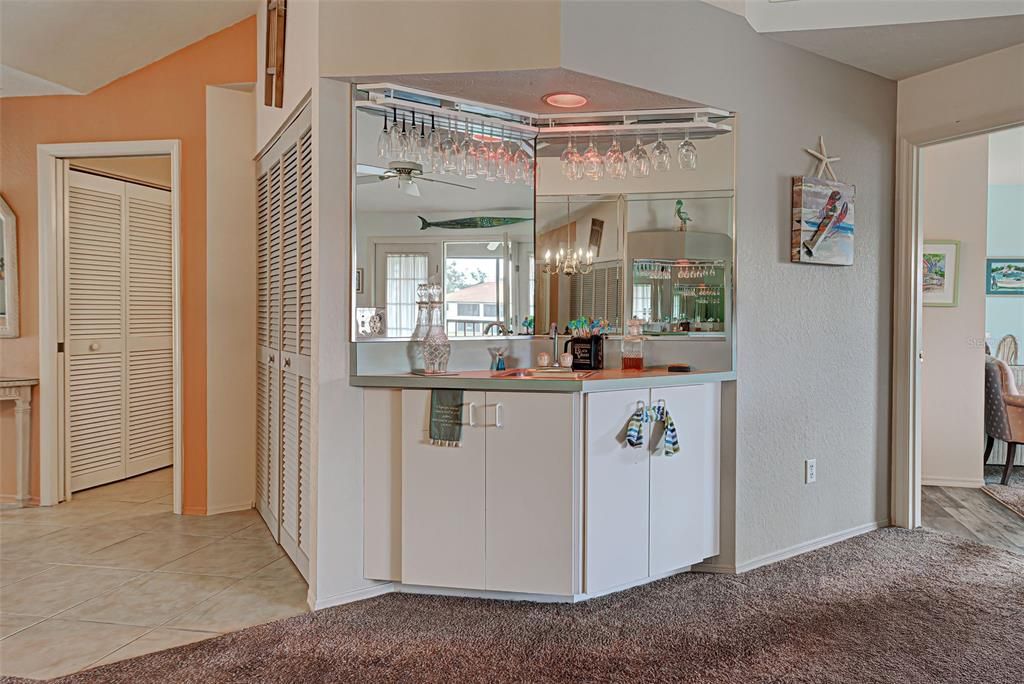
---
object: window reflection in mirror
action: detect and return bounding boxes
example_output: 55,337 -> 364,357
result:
352,106 -> 535,340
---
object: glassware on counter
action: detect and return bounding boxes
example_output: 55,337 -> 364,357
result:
421,283 -> 451,374
622,319 -> 646,371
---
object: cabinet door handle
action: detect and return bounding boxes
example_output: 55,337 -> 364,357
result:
269,354 -> 276,364
284,357 -> 291,369
495,403 -> 504,429
468,402 -> 478,427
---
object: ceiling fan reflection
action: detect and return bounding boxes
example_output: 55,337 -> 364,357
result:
356,162 -> 476,197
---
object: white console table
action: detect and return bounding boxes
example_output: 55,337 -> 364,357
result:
1,378 -> 37,506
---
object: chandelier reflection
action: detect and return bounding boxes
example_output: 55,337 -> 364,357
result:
543,247 -> 594,276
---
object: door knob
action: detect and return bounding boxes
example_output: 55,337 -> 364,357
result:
89,343 -> 100,351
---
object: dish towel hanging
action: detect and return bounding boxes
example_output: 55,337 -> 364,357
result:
625,403 -> 680,455
429,389 -> 464,447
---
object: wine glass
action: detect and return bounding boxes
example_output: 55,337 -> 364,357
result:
652,131 -> 671,172
440,118 -> 456,173
496,127 -> 510,182
376,113 -> 390,159
462,120 -> 479,179
605,136 -> 626,180
582,136 -> 604,180
677,130 -> 697,170
474,127 -> 490,179
416,115 -> 429,164
628,137 -> 651,178
388,108 -> 402,160
396,115 -> 410,160
560,136 -> 578,179
427,115 -> 442,170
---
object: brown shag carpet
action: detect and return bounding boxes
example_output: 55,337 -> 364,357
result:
984,464 -> 1024,518
11,528 -> 1024,684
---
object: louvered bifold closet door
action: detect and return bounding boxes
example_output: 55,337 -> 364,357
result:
65,172 -> 127,490
278,118 -> 313,581
256,157 -> 282,541
125,183 -> 174,477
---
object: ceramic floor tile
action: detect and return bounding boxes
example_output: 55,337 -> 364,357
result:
0,618 -> 147,680
250,556 -> 305,583
76,532 -> 216,571
0,613 -> 45,639
230,521 -> 275,541
166,576 -> 309,633
156,536 -> 284,578
91,627 -> 218,667
0,560 -> 54,587
0,565 -> 141,617
60,572 -> 236,626
0,522 -> 144,563
152,494 -> 173,505
134,508 -> 261,538
74,480 -> 171,504
0,521 -> 66,544
131,468 -> 173,484
0,499 -> 141,527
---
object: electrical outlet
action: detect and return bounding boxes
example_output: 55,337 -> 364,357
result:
805,459 -> 817,484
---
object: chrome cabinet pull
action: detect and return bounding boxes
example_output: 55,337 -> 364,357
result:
468,402 -> 478,427
495,403 -> 504,429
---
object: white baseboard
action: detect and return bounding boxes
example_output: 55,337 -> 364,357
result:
922,476 -> 985,488
313,582 -> 395,610
205,501 -> 254,515
735,520 -> 889,574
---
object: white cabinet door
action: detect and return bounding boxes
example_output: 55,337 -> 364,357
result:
485,391 -> 578,595
585,388 -> 651,595
649,384 -> 712,575
402,389 -> 486,589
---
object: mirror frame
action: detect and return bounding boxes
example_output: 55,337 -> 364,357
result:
0,194 -> 19,338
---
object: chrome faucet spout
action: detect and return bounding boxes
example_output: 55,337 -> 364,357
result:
483,321 -> 510,336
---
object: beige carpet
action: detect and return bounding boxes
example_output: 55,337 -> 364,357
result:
9,528 -> 1024,684
984,464 -> 1024,518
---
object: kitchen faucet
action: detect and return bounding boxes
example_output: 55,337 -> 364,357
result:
483,321 -> 510,336
550,323 -> 560,365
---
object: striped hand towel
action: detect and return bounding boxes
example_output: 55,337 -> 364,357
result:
625,404 -> 680,455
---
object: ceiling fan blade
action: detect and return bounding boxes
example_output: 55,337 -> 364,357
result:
356,163 -> 390,176
417,176 -> 477,190
355,175 -> 386,185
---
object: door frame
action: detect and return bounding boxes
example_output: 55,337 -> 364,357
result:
890,119 -> 1022,529
37,140 -> 182,512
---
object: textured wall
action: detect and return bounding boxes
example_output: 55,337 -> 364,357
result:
920,136 -> 988,487
561,1 -> 895,566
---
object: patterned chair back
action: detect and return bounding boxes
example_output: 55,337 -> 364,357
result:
995,334 -> 1019,365
986,358 -> 1013,442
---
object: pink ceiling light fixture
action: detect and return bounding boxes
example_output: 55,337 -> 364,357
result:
543,92 -> 588,108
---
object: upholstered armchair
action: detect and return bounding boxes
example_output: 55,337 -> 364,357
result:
984,357 -> 1024,485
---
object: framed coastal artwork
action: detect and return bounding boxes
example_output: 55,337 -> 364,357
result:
986,257 -> 1024,296
922,241 -> 960,307
791,176 -> 855,266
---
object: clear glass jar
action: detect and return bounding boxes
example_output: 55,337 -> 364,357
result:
421,302 -> 451,374
622,319 -> 645,371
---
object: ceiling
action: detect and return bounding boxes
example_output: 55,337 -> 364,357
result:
0,0 -> 256,97
767,15 -> 1024,80
350,68 -> 709,115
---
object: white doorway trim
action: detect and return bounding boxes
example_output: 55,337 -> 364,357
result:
891,119 -> 1023,529
37,140 -> 182,513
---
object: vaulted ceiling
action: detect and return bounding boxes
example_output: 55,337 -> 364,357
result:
0,0 -> 257,97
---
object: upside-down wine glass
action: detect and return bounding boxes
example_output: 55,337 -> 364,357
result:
377,113 -> 390,159
582,136 -> 604,180
677,130 -> 697,170
605,136 -> 626,180
427,115 -> 442,171
440,117 -> 457,173
388,108 -> 401,160
628,136 -> 651,178
652,130 -> 671,172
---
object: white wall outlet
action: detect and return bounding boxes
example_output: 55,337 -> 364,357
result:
805,459 -> 817,484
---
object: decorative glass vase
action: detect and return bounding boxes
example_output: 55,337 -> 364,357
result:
421,301 -> 451,374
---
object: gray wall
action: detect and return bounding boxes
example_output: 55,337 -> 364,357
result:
562,1 -> 895,566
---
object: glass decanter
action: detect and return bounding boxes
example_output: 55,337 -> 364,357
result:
421,284 -> 451,374
622,319 -> 646,371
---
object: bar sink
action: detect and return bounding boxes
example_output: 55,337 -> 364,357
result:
492,368 -> 595,380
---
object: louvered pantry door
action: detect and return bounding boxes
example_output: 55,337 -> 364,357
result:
278,123 -> 313,581
65,171 -> 173,491
256,157 -> 282,542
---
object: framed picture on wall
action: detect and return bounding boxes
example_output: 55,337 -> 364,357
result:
588,218 -> 604,257
355,267 -> 365,295
922,240 -> 960,307
986,257 -> 1024,296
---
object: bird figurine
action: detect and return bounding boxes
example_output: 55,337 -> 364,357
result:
675,199 -> 691,231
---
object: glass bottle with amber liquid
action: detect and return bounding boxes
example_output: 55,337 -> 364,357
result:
622,319 -> 645,371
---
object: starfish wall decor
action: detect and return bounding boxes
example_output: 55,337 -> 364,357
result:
805,136 -> 841,181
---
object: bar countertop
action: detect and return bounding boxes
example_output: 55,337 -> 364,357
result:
349,367 -> 736,393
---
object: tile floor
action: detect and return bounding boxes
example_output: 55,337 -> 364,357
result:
0,468 -> 309,680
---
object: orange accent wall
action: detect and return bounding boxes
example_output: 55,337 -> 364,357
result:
0,17 -> 255,513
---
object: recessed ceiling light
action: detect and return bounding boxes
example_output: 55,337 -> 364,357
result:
543,92 -> 588,108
